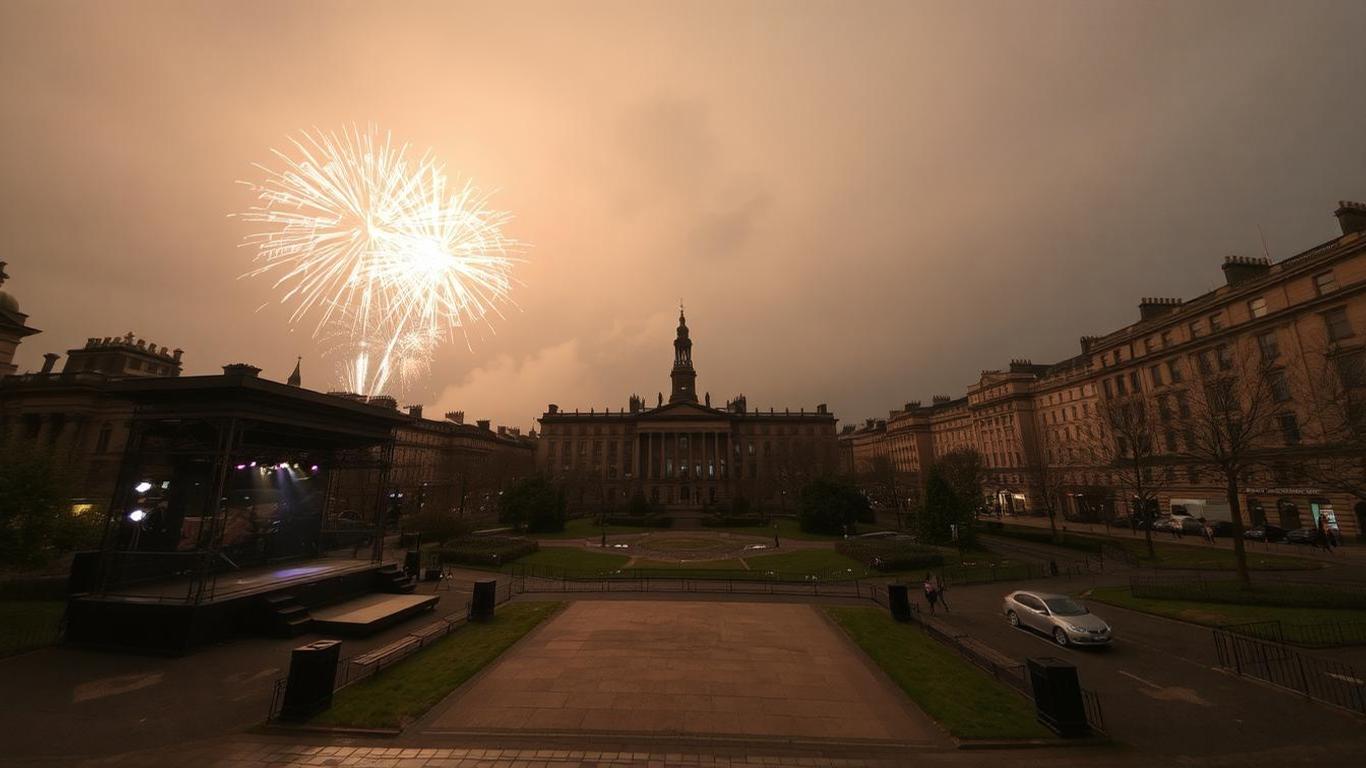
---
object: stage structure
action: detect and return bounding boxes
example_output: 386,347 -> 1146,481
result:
66,364 -> 419,653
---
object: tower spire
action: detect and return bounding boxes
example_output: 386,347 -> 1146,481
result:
287,356 -> 302,387
669,303 -> 697,404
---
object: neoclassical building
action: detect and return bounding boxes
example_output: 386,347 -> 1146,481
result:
536,310 -> 839,515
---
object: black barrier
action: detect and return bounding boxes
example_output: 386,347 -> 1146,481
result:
280,640 -> 341,721
470,579 -> 497,621
1027,657 -> 1089,738
887,584 -> 912,622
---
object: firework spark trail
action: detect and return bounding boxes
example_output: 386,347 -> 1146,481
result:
236,125 -> 521,396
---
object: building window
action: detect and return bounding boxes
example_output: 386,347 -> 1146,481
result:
1209,313 -> 1223,332
1144,338 -> 1155,354
1335,350 -> 1366,388
1129,371 -> 1141,391
1279,413 -> 1302,445
1167,360 -> 1183,383
1115,376 -> 1126,395
1189,320 -> 1203,339
1176,393 -> 1191,419
1165,431 -> 1177,452
1248,297 -> 1268,319
1269,370 -> 1291,402
1196,351 -> 1212,375
1314,271 -> 1338,295
1324,307 -> 1354,342
1161,330 -> 1173,348
95,424 -> 112,453
1257,331 -> 1280,360
1217,344 -> 1233,371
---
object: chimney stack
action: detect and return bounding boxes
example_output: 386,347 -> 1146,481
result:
41,353 -> 59,374
477,419 -> 491,431
222,363 -> 262,378
1138,297 -> 1183,321
445,410 -> 465,424
1221,255 -> 1272,286
406,405 -> 424,418
1335,200 -> 1366,236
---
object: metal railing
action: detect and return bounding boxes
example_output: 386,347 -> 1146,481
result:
1213,628 -> 1366,714
1222,620 -> 1366,649
1130,573 -> 1366,610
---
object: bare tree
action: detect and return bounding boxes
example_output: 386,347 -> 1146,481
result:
1093,391 -> 1168,558
1295,344 -> 1366,505
1176,339 -> 1287,588
935,448 -> 987,516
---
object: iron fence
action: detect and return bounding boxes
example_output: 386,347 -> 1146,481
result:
1130,573 -> 1366,611
1213,628 -> 1366,714
1222,620 -> 1366,649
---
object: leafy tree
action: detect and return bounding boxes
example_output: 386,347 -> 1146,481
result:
917,465 -> 974,546
498,476 -> 566,533
0,440 -> 99,568
623,491 -> 655,518
797,477 -> 869,535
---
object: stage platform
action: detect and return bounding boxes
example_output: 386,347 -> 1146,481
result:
312,593 -> 440,636
66,557 -> 413,654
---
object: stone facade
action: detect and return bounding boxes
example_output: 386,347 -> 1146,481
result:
852,199 -> 1366,537
537,310 -> 839,515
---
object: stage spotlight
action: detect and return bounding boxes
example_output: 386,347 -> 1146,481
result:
133,481 -> 153,494
128,509 -> 147,523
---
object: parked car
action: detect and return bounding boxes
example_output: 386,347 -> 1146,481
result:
1002,590 -> 1112,647
1208,520 -> 1234,537
1151,517 -> 1177,533
1178,518 -> 1207,535
1244,524 -> 1287,543
1284,527 -> 1320,545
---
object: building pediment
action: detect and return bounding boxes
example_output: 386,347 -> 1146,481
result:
637,402 -> 729,421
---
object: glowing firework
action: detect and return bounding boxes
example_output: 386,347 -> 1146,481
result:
235,125 -> 520,396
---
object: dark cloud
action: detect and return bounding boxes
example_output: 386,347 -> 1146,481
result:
3,0 -> 1366,430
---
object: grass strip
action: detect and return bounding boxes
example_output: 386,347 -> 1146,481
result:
1086,586 -> 1366,636
312,601 -> 561,729
824,606 -> 1050,740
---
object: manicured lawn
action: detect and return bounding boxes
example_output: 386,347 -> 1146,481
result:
633,558 -> 749,570
709,518 -> 843,541
506,547 -> 631,572
0,601 -> 64,657
313,602 -> 561,729
824,606 -> 1050,740
744,548 -> 868,576
526,518 -> 669,539
1085,586 -> 1366,633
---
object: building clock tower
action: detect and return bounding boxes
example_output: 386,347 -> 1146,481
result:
669,305 -> 698,404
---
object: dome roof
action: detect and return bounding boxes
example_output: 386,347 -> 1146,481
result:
0,290 -> 18,314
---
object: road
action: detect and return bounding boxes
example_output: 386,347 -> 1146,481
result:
923,573 -> 1366,765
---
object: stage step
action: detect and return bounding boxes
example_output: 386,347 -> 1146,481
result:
377,564 -> 418,594
312,593 -> 440,636
261,593 -> 313,636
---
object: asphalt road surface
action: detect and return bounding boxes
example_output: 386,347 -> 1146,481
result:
925,574 -> 1366,766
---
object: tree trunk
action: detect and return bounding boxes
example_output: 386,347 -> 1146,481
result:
1226,473 -> 1251,589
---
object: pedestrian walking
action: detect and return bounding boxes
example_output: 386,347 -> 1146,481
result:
922,573 -> 939,614
935,574 -> 950,613
1200,517 -> 1214,544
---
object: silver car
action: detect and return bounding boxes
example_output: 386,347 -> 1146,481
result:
1002,590 -> 1112,647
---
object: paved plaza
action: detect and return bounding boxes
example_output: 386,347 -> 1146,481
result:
423,601 -> 941,746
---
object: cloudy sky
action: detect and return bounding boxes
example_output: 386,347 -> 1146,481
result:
4,0 -> 1366,430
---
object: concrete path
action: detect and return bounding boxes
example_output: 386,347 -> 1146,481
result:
423,601 -> 942,746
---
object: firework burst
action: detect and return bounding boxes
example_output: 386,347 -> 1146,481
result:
235,125 -> 521,396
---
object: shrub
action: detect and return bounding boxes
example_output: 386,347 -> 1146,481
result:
797,477 -> 870,535
623,493 -> 655,518
602,515 -> 673,528
499,476 -> 566,533
701,515 -> 766,528
837,541 -> 945,573
403,510 -> 473,545
436,536 -> 539,567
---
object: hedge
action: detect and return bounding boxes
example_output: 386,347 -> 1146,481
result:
700,516 -> 767,528
437,536 -> 539,567
837,541 -> 945,573
602,515 -> 673,528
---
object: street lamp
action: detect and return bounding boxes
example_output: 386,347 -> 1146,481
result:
127,509 -> 147,550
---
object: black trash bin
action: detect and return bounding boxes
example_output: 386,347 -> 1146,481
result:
280,640 -> 342,721
470,579 -> 498,621
1027,656 -> 1089,737
887,584 -> 912,622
